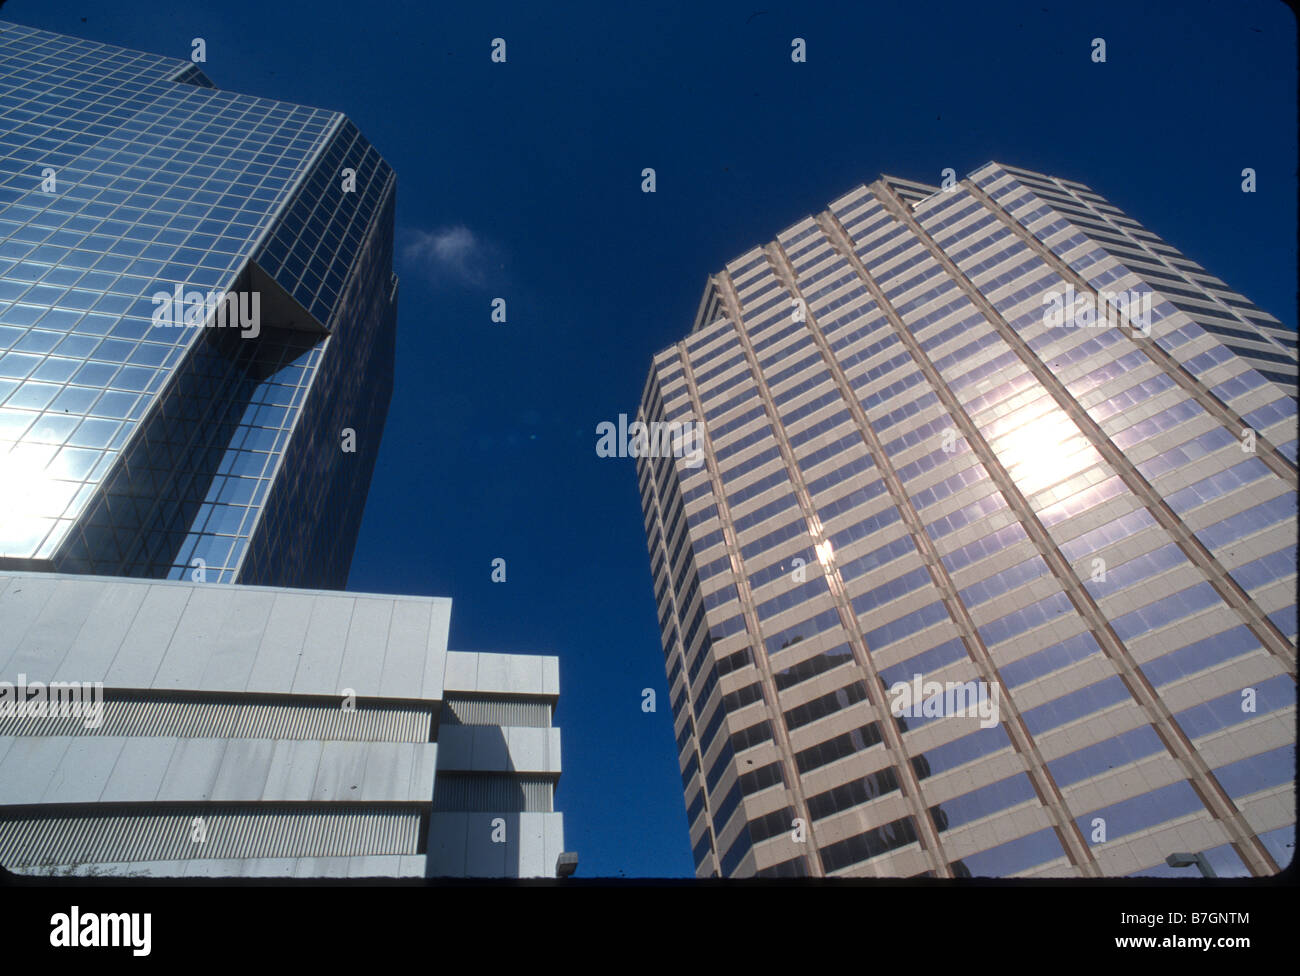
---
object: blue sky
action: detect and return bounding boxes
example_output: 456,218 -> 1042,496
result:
12,0 -> 1295,878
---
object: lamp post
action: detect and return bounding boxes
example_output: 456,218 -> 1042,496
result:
1165,852 -> 1217,878
556,851 -> 579,879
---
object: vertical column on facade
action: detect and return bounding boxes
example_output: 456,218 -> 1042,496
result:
672,327 -> 826,876
803,220 -> 1102,877
711,268 -> 949,877
868,181 -> 1282,875
637,387 -> 719,877
760,243 -> 983,878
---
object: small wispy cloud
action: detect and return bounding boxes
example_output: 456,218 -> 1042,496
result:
400,225 -> 498,288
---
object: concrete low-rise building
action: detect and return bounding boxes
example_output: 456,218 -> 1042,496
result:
0,570 -> 566,879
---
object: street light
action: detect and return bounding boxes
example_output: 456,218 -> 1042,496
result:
1165,852 -> 1217,878
556,851 -> 579,878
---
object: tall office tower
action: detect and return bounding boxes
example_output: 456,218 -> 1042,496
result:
636,162 -> 1296,878
0,22 -> 396,588
0,24 -> 571,881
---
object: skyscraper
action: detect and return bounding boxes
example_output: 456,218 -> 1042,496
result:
0,21 -> 395,588
636,162 -> 1296,878
0,23 -> 569,880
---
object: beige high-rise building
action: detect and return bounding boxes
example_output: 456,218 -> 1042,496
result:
635,162 -> 1296,878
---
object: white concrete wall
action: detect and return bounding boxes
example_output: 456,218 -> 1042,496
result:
0,572 -> 568,879
0,572 -> 452,700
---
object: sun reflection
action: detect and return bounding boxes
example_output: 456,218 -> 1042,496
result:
992,411 -> 1088,496
0,448 -> 54,515
815,540 -> 835,569
0,447 -> 61,554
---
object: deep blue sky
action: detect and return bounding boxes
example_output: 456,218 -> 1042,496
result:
13,0 -> 1295,878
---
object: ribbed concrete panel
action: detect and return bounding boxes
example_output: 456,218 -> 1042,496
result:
432,774 -> 553,812
0,696 -> 434,742
0,806 -> 423,867
443,697 -> 552,728
0,572 -> 563,878
20,856 -> 424,879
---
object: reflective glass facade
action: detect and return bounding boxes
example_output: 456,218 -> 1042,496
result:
0,22 -> 395,587
638,163 -> 1296,878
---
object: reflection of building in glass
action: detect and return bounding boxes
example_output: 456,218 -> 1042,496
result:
637,163 -> 1296,878
0,23 -> 569,881
0,21 -> 395,588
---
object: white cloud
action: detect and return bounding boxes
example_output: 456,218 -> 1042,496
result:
400,225 -> 496,287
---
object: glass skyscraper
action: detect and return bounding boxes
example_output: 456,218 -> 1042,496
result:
0,21 -> 395,588
636,162 -> 1296,878
0,23 -> 570,881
